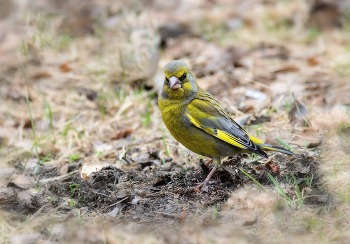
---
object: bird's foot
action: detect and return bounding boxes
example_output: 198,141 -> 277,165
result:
194,159 -> 213,175
193,166 -> 216,191
193,181 -> 208,189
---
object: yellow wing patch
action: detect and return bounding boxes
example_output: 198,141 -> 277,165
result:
249,135 -> 279,151
248,135 -> 264,144
187,113 -> 247,150
216,130 -> 247,149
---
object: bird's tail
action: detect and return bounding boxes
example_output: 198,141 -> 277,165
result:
249,135 -> 298,157
257,143 -> 298,157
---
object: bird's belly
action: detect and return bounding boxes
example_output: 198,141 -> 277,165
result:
162,110 -> 243,158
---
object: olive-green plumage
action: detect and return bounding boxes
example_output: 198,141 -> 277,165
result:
158,60 -> 296,167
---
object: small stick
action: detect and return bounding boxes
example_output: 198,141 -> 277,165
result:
39,170 -> 79,183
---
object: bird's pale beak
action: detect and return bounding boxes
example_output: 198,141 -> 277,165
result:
169,76 -> 182,89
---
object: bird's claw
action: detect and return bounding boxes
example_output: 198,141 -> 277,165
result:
192,166 -> 217,191
194,182 -> 208,188
193,182 -> 209,192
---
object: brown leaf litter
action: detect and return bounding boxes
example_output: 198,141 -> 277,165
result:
289,96 -> 310,127
1,0 -> 350,243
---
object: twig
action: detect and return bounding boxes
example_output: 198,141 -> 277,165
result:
105,197 -> 129,209
39,170 -> 79,183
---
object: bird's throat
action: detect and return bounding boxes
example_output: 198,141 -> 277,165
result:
168,88 -> 185,100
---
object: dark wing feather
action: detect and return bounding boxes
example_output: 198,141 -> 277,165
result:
187,89 -> 268,158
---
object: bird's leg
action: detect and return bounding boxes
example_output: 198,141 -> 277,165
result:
194,159 -> 213,175
193,157 -> 220,189
194,167 -> 216,189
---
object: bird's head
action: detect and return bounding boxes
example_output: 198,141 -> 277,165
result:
162,60 -> 198,101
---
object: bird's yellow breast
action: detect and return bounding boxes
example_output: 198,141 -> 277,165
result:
158,97 -> 223,157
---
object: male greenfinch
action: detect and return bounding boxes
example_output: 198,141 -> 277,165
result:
158,60 -> 297,188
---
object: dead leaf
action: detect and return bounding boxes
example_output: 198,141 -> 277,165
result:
30,71 -> 52,79
14,118 -> 32,128
80,161 -> 111,179
290,129 -> 323,148
60,16 -> 94,37
243,216 -> 259,226
299,166 -> 310,174
8,175 -> 34,190
0,187 -> 15,203
254,165 -> 264,171
111,129 -> 133,140
18,189 -> 36,203
265,129 -> 292,147
265,162 -> 279,172
59,62 -> 73,72
307,1 -> 342,29
289,97 -> 310,127
307,56 -> 320,66
272,64 -> 299,73
81,172 -> 88,181
60,162 -> 69,175
250,115 -> 270,125
310,111 -> 350,131
153,177 -> 165,187
307,140 -> 323,148
159,23 -> 191,46
160,162 -> 174,171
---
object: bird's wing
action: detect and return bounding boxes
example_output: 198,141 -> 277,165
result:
186,90 -> 268,158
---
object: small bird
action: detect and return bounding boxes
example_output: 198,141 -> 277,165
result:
158,60 -> 297,188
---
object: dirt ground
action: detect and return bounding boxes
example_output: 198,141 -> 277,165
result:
1,0 -> 350,243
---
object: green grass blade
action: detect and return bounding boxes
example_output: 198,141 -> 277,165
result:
240,169 -> 267,191
291,173 -> 304,208
267,173 -> 292,202
276,137 -> 292,150
120,139 -> 136,162
22,66 -> 40,169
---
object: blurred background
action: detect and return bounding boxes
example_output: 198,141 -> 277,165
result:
1,0 -> 350,159
1,0 -> 350,243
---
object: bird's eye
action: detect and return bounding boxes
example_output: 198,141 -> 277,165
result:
165,77 -> 169,83
180,73 -> 186,81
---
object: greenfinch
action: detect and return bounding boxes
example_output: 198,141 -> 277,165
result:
158,60 -> 297,188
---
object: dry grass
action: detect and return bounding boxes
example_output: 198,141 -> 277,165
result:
1,0 -> 350,243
